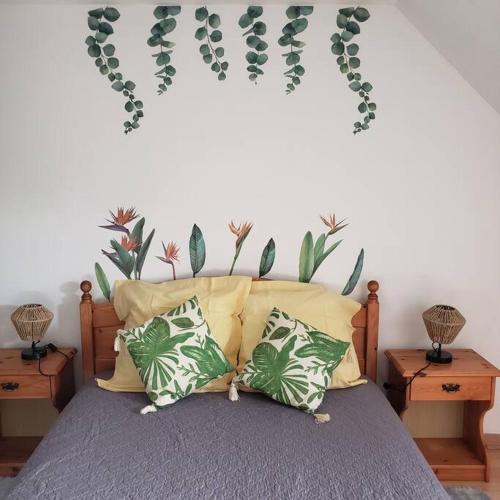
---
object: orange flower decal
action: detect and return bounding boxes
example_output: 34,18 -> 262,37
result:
229,221 -> 253,247
320,214 -> 348,235
157,241 -> 180,280
108,207 -> 139,226
120,236 -> 138,252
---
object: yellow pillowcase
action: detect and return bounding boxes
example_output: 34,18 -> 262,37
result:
239,280 -> 366,389
96,276 -> 252,393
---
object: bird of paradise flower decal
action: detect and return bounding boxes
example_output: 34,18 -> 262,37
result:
228,221 -> 253,275
299,213 -> 364,295
157,241 -> 180,280
93,208 -> 364,301
94,207 -> 155,301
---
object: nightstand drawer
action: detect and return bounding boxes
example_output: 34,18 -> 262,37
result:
0,375 -> 51,399
410,376 -> 491,401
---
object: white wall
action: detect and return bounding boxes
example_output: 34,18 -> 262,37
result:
1,3 -> 500,432
399,0 -> 500,115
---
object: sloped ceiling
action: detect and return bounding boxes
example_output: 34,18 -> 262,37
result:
398,0 -> 500,115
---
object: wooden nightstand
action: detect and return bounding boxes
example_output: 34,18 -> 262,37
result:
0,348 -> 76,477
385,349 -> 500,482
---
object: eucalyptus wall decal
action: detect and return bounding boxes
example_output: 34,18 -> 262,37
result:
239,6 -> 268,83
195,7 -> 229,80
330,7 -> 376,133
189,224 -> 206,277
148,6 -> 181,95
278,6 -> 313,94
85,7 -> 144,134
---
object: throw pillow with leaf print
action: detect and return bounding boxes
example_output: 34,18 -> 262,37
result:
119,296 -> 233,414
234,308 -> 349,421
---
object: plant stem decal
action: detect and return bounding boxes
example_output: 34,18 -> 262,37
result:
85,7 -> 143,134
278,6 -> 313,94
148,6 -> 181,95
239,6 -> 268,83
195,7 -> 228,81
228,221 -> 252,275
330,6 -> 376,134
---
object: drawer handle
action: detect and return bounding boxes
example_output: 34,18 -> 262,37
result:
442,383 -> 460,393
1,382 -> 19,392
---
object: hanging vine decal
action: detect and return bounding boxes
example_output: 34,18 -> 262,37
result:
238,6 -> 268,83
195,7 -> 228,81
85,7 -> 143,134
278,6 -> 313,94
148,6 -> 181,95
330,7 -> 376,134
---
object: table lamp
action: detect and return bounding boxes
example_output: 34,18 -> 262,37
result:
422,304 -> 465,364
11,304 -> 53,360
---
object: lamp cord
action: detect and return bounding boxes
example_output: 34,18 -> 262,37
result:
383,361 -> 432,393
36,344 -> 71,401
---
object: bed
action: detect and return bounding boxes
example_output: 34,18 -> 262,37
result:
7,280 -> 448,499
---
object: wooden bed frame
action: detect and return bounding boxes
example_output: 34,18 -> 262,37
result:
79,279 -> 380,383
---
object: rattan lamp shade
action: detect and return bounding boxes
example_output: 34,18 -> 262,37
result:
422,305 -> 465,364
11,304 -> 53,360
11,304 -> 53,342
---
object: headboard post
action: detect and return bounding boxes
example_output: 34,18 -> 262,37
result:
80,280 -> 95,381
365,280 -> 380,382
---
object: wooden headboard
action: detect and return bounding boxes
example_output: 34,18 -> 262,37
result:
79,279 -> 380,382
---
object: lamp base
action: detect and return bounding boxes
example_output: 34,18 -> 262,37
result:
426,348 -> 452,364
21,343 -> 48,360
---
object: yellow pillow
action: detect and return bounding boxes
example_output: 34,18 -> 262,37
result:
239,280 -> 366,389
96,276 -> 252,393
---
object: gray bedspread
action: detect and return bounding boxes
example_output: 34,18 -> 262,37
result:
8,376 -> 447,500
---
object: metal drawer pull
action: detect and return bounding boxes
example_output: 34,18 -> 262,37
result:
1,382 -> 19,391
442,383 -> 460,393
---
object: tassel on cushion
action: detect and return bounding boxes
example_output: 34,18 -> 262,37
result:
228,376 -> 239,401
114,335 -> 121,352
314,413 -> 330,424
140,404 -> 158,415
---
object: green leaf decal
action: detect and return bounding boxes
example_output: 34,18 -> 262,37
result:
195,7 -> 228,80
110,239 -> 135,278
240,6 -> 269,83
135,229 -> 155,279
85,6 -> 143,134
342,248 -> 364,295
298,231 -> 314,283
148,6 -> 180,95
279,6 -> 313,93
258,238 -> 275,278
189,224 -> 206,277
94,262 -> 111,301
330,6 -> 376,134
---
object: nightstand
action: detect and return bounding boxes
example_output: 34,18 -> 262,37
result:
0,348 -> 76,477
385,349 -> 500,482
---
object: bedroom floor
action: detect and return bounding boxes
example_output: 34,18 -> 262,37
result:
443,448 -> 500,498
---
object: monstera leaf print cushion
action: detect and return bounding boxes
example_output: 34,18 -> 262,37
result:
236,308 -> 350,415
119,296 -> 233,413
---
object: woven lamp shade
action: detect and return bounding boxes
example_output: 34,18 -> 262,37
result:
11,304 -> 53,342
422,305 -> 466,345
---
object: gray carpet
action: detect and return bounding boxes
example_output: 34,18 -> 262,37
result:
446,487 -> 490,500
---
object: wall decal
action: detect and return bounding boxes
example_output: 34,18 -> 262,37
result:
157,241 -> 180,279
330,7 -> 376,133
228,221 -> 253,275
94,208 -> 364,301
259,238 -> 276,278
238,6 -> 268,83
85,7 -> 144,134
278,6 -> 314,94
195,7 -> 229,80
98,208 -> 155,280
189,224 -> 206,277
148,6 -> 181,95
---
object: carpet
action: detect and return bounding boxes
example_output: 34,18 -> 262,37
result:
446,487 -> 490,500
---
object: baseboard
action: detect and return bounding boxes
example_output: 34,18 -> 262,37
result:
486,433 -> 500,450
